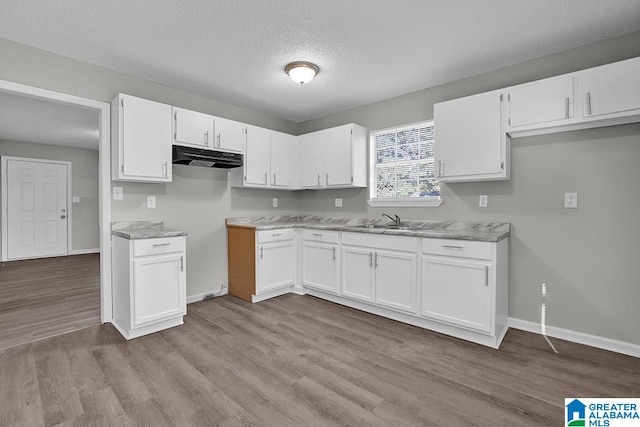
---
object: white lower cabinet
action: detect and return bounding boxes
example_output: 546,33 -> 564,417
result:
375,249 -> 417,314
341,232 -> 418,315
112,235 -> 187,339
301,230 -> 340,294
228,226 -> 509,348
420,238 -> 508,341
256,229 -> 296,295
341,246 -> 376,302
421,256 -> 492,334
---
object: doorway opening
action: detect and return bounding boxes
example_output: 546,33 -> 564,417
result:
0,80 -> 111,350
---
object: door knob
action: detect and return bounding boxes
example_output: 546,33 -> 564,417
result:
61,215 -> 66,219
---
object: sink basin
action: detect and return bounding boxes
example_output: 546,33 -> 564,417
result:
351,224 -> 424,231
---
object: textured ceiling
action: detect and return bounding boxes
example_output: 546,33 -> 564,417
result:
1,1 -> 640,123
0,92 -> 99,150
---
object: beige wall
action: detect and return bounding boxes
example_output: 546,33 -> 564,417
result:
296,31 -> 640,345
0,139 -> 100,251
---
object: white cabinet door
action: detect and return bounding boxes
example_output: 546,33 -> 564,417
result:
421,256 -> 492,334
173,107 -> 214,149
132,252 -> 186,328
118,94 -> 172,182
434,89 -> 507,182
507,76 -> 574,128
215,116 -> 245,153
270,131 -> 293,188
375,249 -> 417,314
582,57 -> 640,118
341,246 -> 375,303
323,124 -> 352,187
302,242 -> 339,294
244,126 -> 271,186
299,132 -> 323,188
257,241 -> 295,293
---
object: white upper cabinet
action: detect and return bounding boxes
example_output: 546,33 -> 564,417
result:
506,56 -> 640,138
323,124 -> 355,187
214,116 -> 245,153
582,56 -> 640,119
111,94 -> 173,183
506,75 -> 575,130
298,123 -> 367,189
231,126 -> 298,190
299,131 -> 324,188
173,107 -> 214,149
243,125 -> 272,186
270,131 -> 294,187
434,89 -> 509,183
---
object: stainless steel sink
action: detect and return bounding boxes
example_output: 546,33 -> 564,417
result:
351,224 -> 424,231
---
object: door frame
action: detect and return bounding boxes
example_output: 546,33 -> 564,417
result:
0,79 -> 112,324
1,156 -> 73,261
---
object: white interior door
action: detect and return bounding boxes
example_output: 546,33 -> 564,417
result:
5,158 -> 69,260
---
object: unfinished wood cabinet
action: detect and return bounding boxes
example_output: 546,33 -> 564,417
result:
227,225 -> 296,303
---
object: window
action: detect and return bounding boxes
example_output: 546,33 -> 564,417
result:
368,121 -> 442,207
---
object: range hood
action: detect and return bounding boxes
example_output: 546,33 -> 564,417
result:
172,145 -> 243,169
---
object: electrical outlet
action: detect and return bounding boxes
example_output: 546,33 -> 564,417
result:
564,192 -> 578,208
479,195 -> 488,208
272,198 -> 278,208
72,196 -> 80,203
113,187 -> 123,200
335,198 -> 343,208
147,196 -> 156,209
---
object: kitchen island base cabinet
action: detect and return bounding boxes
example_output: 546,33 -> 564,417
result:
227,226 -> 296,303
112,236 -> 186,340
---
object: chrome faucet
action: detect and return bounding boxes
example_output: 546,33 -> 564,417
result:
382,213 -> 401,226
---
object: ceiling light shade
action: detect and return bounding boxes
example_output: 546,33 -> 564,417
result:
285,61 -> 319,85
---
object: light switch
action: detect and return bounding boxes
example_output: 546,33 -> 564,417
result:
147,196 -> 156,209
113,187 -> 123,200
479,195 -> 488,208
272,198 -> 278,208
72,196 -> 80,203
335,198 -> 343,208
564,192 -> 578,208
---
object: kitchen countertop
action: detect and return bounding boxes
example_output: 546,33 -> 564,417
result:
226,215 -> 510,242
112,220 -> 188,240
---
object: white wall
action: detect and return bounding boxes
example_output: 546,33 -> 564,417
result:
0,139 -> 100,251
296,31 -> 640,345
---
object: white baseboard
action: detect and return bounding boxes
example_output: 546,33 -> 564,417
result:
187,289 -> 228,304
70,248 -> 100,255
508,317 -> 640,358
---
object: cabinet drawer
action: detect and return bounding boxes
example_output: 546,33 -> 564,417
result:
302,229 -> 340,244
133,237 -> 186,257
257,228 -> 295,243
422,238 -> 493,260
342,232 -> 417,252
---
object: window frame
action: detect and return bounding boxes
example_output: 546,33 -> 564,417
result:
367,120 -> 443,208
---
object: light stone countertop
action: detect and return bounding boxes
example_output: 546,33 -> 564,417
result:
226,215 -> 510,242
111,220 -> 188,240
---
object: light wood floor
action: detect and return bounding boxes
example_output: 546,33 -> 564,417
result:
0,294 -> 638,426
0,254 -> 101,351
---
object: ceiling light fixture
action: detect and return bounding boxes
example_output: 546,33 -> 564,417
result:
285,61 -> 319,85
